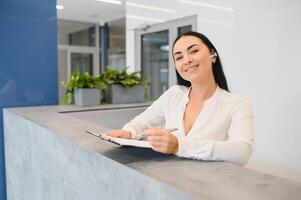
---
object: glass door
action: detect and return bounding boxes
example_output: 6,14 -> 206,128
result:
136,15 -> 197,100
142,30 -> 169,99
71,53 -> 94,75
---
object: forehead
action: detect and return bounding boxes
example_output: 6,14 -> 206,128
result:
173,36 -> 205,51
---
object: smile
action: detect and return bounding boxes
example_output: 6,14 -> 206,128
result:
184,65 -> 198,73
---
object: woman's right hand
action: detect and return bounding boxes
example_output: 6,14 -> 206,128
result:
105,130 -> 132,139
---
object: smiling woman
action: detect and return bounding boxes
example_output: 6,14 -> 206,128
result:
106,31 -> 254,165
173,32 -> 228,91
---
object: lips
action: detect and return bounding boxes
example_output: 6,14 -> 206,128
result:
184,65 -> 198,73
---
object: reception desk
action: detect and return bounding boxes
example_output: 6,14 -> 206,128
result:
3,104 -> 301,200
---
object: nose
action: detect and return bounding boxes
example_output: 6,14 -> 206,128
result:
183,54 -> 192,65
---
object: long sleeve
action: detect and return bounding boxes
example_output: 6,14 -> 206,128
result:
122,89 -> 171,139
176,98 -> 254,165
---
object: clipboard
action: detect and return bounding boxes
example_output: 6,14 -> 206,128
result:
86,131 -> 152,148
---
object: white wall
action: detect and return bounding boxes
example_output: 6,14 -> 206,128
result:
198,0 -> 301,183
126,0 -> 301,182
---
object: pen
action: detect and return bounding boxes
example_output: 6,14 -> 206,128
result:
139,128 -> 178,140
165,128 -> 178,132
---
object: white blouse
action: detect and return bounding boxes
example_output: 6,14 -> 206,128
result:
122,85 -> 254,165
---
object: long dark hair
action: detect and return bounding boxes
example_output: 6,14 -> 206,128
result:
172,31 -> 229,92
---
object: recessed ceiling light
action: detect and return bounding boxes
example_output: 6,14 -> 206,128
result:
178,0 -> 234,12
126,14 -> 163,23
96,0 -> 122,5
126,2 -> 174,13
56,5 -> 64,10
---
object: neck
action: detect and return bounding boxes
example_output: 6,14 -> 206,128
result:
189,77 -> 217,102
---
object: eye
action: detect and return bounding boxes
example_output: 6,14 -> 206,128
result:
190,49 -> 199,54
175,56 -> 183,61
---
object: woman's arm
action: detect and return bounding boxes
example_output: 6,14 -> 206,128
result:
121,89 -> 172,139
177,99 -> 254,165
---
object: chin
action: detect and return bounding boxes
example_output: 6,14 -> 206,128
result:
182,74 -> 199,83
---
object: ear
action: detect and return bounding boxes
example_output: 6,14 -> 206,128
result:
210,51 -> 217,63
209,52 -> 217,58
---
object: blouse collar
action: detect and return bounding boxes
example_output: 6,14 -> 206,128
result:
184,85 -> 221,106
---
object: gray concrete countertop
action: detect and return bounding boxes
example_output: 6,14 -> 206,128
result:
4,104 -> 301,200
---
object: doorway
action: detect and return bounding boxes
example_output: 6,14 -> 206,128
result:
135,15 -> 197,99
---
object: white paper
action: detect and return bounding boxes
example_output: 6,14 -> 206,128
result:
86,131 -> 152,148
102,135 -> 152,148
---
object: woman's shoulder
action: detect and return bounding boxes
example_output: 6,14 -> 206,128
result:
218,88 -> 253,111
157,85 -> 189,101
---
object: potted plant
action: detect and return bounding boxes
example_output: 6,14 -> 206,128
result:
100,67 -> 148,104
61,71 -> 106,106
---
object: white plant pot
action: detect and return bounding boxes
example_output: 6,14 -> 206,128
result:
74,88 -> 101,106
105,84 -> 145,104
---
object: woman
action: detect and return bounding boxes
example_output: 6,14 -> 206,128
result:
106,31 -> 254,165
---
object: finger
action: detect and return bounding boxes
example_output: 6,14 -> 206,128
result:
149,140 -> 169,149
106,131 -> 124,137
151,146 -> 162,153
151,146 -> 168,154
142,128 -> 159,136
148,136 -> 170,145
145,129 -> 167,137
149,141 -> 162,148
105,131 -> 116,136
106,132 -> 120,137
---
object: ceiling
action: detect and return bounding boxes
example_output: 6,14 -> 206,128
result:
56,0 -> 236,26
56,0 -> 235,37
56,0 -> 125,24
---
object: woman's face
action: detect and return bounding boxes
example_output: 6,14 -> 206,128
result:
173,36 -> 215,83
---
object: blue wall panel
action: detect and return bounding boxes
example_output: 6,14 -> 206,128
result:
0,0 -> 58,199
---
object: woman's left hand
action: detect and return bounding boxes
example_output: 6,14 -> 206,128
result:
142,128 -> 179,154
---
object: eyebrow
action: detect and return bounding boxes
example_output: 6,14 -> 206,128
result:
173,44 -> 199,56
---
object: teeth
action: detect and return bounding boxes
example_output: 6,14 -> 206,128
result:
186,67 -> 194,73
185,65 -> 197,73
